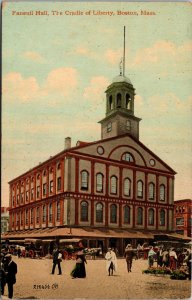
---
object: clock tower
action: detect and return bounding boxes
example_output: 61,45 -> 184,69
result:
99,73 -> 141,140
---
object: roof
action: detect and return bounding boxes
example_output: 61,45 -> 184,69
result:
112,74 -> 132,85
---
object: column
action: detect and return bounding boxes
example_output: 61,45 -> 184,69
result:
61,159 -> 65,192
156,175 -> 159,230
119,167 -> 123,198
105,164 -> 109,197
40,172 -> 42,200
75,158 -> 79,193
91,161 -> 95,194
53,164 -> 56,194
91,200 -> 94,226
34,173 -> 36,201
75,198 -> 79,226
119,203 -> 122,227
166,176 -> 169,205
46,167 -> 49,197
105,201 -> 108,227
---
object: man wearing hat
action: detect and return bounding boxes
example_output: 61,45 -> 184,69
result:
105,248 -> 117,276
4,254 -> 17,299
124,244 -> 135,273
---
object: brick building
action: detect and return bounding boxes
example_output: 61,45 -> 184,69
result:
1,207 -> 9,234
3,68 -> 179,254
174,199 -> 192,237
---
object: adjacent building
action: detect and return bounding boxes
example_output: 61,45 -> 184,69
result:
4,69 -> 178,254
174,199 -> 192,237
1,207 -> 9,234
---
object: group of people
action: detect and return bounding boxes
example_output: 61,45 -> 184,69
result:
51,247 -> 87,278
147,245 -> 191,273
0,253 -> 17,299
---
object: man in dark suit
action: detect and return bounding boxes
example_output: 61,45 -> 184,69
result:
4,254 -> 17,299
51,248 -> 62,275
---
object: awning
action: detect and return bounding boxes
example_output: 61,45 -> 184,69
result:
2,227 -> 154,240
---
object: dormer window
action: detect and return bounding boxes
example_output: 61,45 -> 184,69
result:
122,152 -> 134,163
107,122 -> 112,132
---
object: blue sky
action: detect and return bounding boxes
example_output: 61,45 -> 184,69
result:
2,1 -> 192,206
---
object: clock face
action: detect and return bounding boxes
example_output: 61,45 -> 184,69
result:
97,146 -> 104,155
149,159 -> 155,167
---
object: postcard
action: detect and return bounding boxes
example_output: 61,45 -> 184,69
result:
2,0 -> 192,299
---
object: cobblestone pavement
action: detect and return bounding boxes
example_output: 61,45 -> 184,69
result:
2,256 -> 191,299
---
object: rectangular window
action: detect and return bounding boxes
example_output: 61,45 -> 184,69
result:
31,188 -> 34,200
37,186 -> 40,198
50,180 -> 53,193
30,209 -> 34,224
43,206 -> 46,222
176,217 -> 184,226
26,191 -> 29,202
36,207 -> 39,223
57,177 -> 61,191
17,194 -> 20,204
43,183 -> 47,196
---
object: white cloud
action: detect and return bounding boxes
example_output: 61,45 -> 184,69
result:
2,72 -> 39,102
132,40 -> 192,71
83,76 -> 109,105
3,67 -> 79,103
23,51 -> 46,63
104,49 -> 122,65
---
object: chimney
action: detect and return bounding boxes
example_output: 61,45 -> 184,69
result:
65,137 -> 71,150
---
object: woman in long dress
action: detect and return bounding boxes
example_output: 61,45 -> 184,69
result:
71,251 -> 87,278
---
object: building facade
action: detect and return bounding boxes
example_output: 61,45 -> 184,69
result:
1,207 -> 9,234
174,199 -> 192,237
6,71 -> 176,253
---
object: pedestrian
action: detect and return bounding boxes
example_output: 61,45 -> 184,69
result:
157,246 -> 163,267
162,249 -> 169,267
71,250 -> 87,278
124,244 -> 135,273
4,254 -> 17,299
148,246 -> 156,268
17,246 -> 21,258
0,253 -> 6,296
169,248 -> 177,270
105,248 -> 117,276
51,248 -> 62,275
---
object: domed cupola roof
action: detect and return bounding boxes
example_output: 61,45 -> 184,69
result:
112,74 -> 132,85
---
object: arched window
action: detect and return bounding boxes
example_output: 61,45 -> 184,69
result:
149,182 -> 155,200
81,170 -> 89,190
25,209 -> 28,225
110,176 -> 118,194
49,203 -> 52,222
126,94 -> 131,109
122,152 -> 134,162
20,211 -> 23,226
117,93 -> 122,108
81,201 -> 88,221
43,205 -> 46,222
160,184 -> 165,201
30,208 -> 34,224
57,202 -> 60,221
110,204 -> 117,223
109,95 -> 113,110
96,203 -> 103,223
107,122 -> 112,132
96,173 -> 103,193
160,209 -> 165,226
36,207 -> 40,223
124,205 -> 130,224
124,178 -> 131,196
137,207 -> 143,225
137,180 -> 143,198
148,208 -> 154,225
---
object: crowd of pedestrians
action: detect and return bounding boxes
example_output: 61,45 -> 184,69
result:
147,245 -> 191,274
